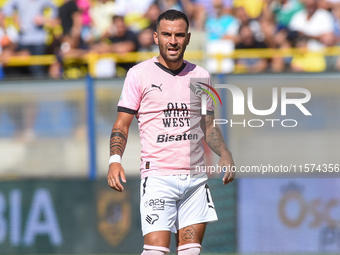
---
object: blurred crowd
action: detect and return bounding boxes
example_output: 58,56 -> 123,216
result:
0,0 -> 340,78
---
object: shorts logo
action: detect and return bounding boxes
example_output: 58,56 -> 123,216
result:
146,214 -> 159,224
144,198 -> 165,210
205,184 -> 215,209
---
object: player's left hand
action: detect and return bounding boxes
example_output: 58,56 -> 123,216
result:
107,163 -> 126,192
219,151 -> 236,185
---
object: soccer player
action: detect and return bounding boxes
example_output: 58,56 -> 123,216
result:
107,10 -> 235,255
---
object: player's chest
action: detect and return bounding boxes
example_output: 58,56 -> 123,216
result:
140,76 -> 193,110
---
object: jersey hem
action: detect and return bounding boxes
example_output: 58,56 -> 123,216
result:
141,169 -> 203,179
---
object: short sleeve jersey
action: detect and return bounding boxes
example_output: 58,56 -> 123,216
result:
118,57 -> 214,179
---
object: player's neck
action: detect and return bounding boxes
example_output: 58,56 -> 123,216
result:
157,56 -> 184,71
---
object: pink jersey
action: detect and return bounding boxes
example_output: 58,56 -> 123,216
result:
118,57 -> 214,179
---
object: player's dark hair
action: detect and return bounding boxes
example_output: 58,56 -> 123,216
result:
156,9 -> 189,31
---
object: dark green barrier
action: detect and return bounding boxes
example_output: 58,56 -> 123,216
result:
0,178 -> 236,254
202,179 -> 237,253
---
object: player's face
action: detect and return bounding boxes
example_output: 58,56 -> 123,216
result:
154,19 -> 191,65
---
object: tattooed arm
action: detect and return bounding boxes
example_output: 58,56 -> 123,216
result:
107,112 -> 134,192
201,114 -> 235,184
110,127 -> 128,157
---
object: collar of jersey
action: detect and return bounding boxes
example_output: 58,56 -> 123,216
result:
154,61 -> 187,76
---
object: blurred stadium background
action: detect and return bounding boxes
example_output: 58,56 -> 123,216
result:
1,0 -> 340,254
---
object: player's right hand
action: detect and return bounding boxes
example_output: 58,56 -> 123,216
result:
107,163 -> 126,192
219,151 -> 236,185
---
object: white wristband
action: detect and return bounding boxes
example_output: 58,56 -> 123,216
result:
109,154 -> 122,165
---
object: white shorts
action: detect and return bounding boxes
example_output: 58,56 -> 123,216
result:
140,173 -> 218,236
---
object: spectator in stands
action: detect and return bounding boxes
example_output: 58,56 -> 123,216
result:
268,0 -> 304,29
291,35 -> 326,72
289,0 -> 335,50
137,27 -> 157,52
195,0 -> 233,17
180,0 -> 205,30
321,2 -> 340,70
235,24 -> 269,73
115,0 -> 154,17
114,0 -> 154,32
206,0 -> 238,42
108,15 -> 138,71
233,0 -> 266,20
145,1 -> 203,31
205,0 -> 238,73
260,0 -> 303,49
0,12 -> 18,51
134,26 -> 157,64
59,0 -> 82,42
234,6 -> 265,44
270,28 -> 298,72
333,3 -> 340,42
189,0 -> 231,30
93,15 -> 138,54
161,0 -> 184,12
319,0 -> 340,10
48,0 -> 84,79
49,34 -> 89,79
90,0 -> 116,40
92,15 -> 138,74
157,0 -> 205,30
332,3 -> 340,70
76,0 -> 92,43
0,16 -> 24,77
144,3 -> 161,31
259,7 -> 277,48
205,0 -> 239,73
0,0 -> 57,77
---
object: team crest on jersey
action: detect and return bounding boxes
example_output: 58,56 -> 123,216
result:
97,190 -> 131,246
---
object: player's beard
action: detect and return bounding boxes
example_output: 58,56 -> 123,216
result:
159,43 -> 187,63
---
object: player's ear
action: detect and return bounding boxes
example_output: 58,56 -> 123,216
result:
187,32 -> 191,45
154,31 -> 159,45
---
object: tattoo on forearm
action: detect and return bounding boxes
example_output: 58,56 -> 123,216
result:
204,114 -> 214,124
206,127 -> 228,157
181,226 -> 196,242
110,128 -> 127,156
204,115 -> 228,157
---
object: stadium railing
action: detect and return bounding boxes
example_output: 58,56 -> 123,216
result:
3,46 -> 340,76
